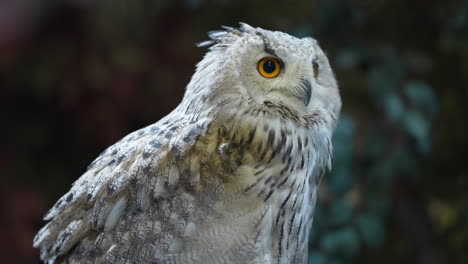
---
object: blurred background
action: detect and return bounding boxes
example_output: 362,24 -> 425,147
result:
1,0 -> 467,263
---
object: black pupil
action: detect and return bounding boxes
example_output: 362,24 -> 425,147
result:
263,60 -> 276,74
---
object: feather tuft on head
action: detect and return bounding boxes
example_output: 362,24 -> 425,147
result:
196,22 -> 256,49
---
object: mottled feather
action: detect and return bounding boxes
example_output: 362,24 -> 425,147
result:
34,23 -> 341,264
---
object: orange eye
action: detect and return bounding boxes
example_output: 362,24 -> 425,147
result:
257,57 -> 282,78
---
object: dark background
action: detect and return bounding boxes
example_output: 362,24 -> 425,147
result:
1,0 -> 467,263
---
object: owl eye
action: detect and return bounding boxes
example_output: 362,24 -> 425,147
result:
313,60 -> 320,79
258,57 -> 282,78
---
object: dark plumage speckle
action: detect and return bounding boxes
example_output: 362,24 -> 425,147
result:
254,168 -> 265,176
264,189 -> 274,201
66,193 -> 74,202
280,130 -> 287,146
256,141 -> 263,154
149,139 -> 162,148
116,155 -> 125,165
280,190 -> 293,209
247,126 -> 257,145
297,137 -> 302,152
54,199 -> 63,208
108,186 -> 116,195
267,130 -> 275,148
277,176 -> 288,188
287,157 -> 292,166
282,144 -> 293,163
142,151 -> 152,159
268,146 -> 280,163
186,127 -> 198,138
259,147 -> 268,162
165,131 -> 173,139
269,132 -> 287,162
130,177 -> 138,186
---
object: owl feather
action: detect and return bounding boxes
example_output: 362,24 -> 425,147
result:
34,23 -> 341,264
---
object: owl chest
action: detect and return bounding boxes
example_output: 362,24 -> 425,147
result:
189,118 -> 326,263
237,127 -> 321,263
255,148 -> 317,264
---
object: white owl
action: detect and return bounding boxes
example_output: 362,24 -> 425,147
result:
34,23 -> 341,264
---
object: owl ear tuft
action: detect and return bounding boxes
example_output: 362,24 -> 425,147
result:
196,40 -> 215,48
238,22 -> 256,33
196,22 -> 256,49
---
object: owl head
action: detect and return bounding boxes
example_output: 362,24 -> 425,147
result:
184,23 -> 341,124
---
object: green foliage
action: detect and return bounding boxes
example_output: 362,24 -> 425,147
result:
356,213 -> 385,248
321,227 -> 361,257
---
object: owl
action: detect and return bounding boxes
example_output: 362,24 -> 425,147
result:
34,23 -> 341,264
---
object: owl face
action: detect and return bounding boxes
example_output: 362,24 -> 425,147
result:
230,26 -> 339,116
193,23 -> 341,119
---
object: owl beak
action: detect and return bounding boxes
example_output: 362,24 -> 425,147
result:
296,78 -> 312,107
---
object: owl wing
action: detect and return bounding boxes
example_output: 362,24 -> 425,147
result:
33,116 -> 208,263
